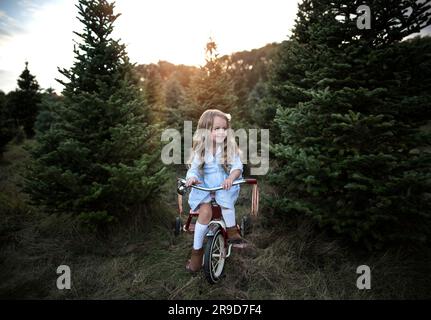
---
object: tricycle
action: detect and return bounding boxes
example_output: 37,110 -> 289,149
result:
176,177 -> 259,284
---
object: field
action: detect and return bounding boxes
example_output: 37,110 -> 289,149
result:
1,140 -> 430,299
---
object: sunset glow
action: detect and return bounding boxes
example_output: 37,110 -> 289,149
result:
0,0 -> 300,92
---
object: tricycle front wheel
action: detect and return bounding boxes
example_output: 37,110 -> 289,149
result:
203,229 -> 226,284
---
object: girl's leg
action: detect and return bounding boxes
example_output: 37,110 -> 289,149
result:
193,202 -> 211,250
187,202 -> 211,272
221,206 -> 236,228
197,202 -> 212,225
222,206 -> 243,243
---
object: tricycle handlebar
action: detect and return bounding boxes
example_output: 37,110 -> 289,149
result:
177,178 -> 257,195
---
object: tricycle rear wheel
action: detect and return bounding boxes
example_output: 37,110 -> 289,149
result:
174,217 -> 182,236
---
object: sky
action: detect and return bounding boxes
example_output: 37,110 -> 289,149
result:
0,0 -> 430,94
0,0 -> 300,93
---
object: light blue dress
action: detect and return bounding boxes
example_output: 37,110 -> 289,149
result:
186,146 -> 243,211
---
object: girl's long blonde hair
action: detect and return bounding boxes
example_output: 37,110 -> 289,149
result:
189,109 -> 241,174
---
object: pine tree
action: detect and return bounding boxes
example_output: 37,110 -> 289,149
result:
226,43 -> 278,128
183,39 -> 238,124
24,0 -> 167,227
136,61 -> 191,129
164,76 -> 185,129
269,0 -> 431,247
141,63 -> 164,124
8,62 -> 41,138
34,88 -> 63,135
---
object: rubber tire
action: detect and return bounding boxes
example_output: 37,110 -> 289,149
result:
174,217 -> 182,236
203,228 -> 226,284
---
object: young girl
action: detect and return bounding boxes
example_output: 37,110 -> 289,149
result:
185,109 -> 243,272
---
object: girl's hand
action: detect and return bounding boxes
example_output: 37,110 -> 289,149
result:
185,177 -> 202,187
222,177 -> 233,190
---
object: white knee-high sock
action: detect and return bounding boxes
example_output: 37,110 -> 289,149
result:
193,221 -> 208,250
221,207 -> 236,228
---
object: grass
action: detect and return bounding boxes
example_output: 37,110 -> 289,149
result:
1,140 -> 430,299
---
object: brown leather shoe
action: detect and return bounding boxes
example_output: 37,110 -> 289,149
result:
185,248 -> 204,273
226,226 -> 244,244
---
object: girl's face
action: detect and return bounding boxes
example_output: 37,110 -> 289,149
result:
211,116 -> 228,144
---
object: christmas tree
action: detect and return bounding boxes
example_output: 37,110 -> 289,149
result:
269,0 -> 431,247
25,0 -> 167,227
7,62 -> 41,138
183,39 -> 238,123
